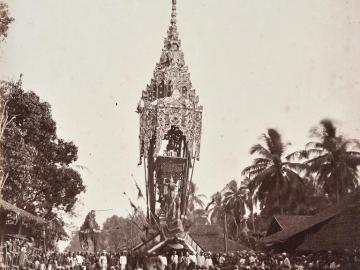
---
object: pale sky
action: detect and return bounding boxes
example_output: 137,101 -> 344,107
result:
1,0 -> 360,233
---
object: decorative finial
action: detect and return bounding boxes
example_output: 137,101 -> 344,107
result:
171,0 -> 177,24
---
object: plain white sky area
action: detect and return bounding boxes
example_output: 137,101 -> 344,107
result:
1,0 -> 360,248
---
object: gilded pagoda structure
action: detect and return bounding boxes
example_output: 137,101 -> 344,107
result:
135,0 -> 203,253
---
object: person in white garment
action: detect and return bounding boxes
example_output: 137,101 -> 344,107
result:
119,252 -> 127,270
196,252 -> 205,267
76,252 -> 84,268
99,251 -> 108,270
158,254 -> 167,270
204,253 -> 213,269
189,253 -> 197,265
282,253 -> 291,269
218,254 -> 225,266
170,251 -> 178,268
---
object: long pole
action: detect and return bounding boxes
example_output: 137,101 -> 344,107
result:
224,214 -> 228,253
185,156 -> 196,216
143,157 -> 150,221
43,224 -> 47,253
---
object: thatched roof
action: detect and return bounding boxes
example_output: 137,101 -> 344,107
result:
298,201 -> 360,251
274,215 -> 312,230
0,198 -> 45,224
189,225 -> 248,253
189,224 -> 223,236
263,189 -> 360,248
266,215 -> 312,236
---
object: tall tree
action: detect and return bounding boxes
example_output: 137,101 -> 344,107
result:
206,191 -> 239,240
293,119 -> 360,202
242,128 -> 306,217
222,179 -> 250,239
187,182 -> 206,213
97,214 -> 144,252
0,78 -> 85,244
222,179 -> 249,227
187,208 -> 209,225
206,192 -> 225,225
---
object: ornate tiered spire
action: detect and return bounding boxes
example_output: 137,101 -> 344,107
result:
138,0 -> 202,161
139,0 -> 200,104
165,0 -> 179,48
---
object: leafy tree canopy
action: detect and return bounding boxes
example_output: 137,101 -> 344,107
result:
0,78 -> 85,243
0,2 -> 14,42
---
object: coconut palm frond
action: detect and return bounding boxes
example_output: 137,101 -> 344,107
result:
253,158 -> 272,165
266,128 -> 285,156
241,163 -> 269,177
283,162 -> 308,172
305,154 -> 330,169
305,141 -> 325,150
285,150 -> 308,161
249,144 -> 272,159
320,119 -> 337,138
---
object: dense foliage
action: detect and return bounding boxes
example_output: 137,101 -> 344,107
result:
67,214 -> 144,252
0,78 -> 85,247
291,119 -> 360,202
0,2 -> 14,42
201,121 -> 360,248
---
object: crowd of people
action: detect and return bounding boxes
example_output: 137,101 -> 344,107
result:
2,248 -> 360,270
1,237 -> 42,269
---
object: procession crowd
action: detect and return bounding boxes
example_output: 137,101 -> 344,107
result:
4,249 -> 360,270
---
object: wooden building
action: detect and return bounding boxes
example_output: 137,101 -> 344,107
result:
263,189 -> 360,253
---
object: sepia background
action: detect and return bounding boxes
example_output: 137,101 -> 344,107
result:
1,0 -> 360,237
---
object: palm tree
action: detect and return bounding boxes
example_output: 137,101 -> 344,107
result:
206,191 -> 236,243
206,192 -> 224,224
187,182 -> 206,212
222,179 -> 250,239
242,128 -> 306,216
187,208 -> 209,225
293,119 -> 360,202
223,180 -> 249,223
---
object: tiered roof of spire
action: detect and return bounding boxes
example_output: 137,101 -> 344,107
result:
140,0 -> 199,104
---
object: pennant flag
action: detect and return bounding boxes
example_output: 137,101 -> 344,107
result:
130,200 -> 138,212
131,174 -> 144,199
123,192 -> 138,212
135,183 -> 144,199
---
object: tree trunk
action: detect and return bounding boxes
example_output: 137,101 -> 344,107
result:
335,171 -> 340,203
277,175 -> 284,215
